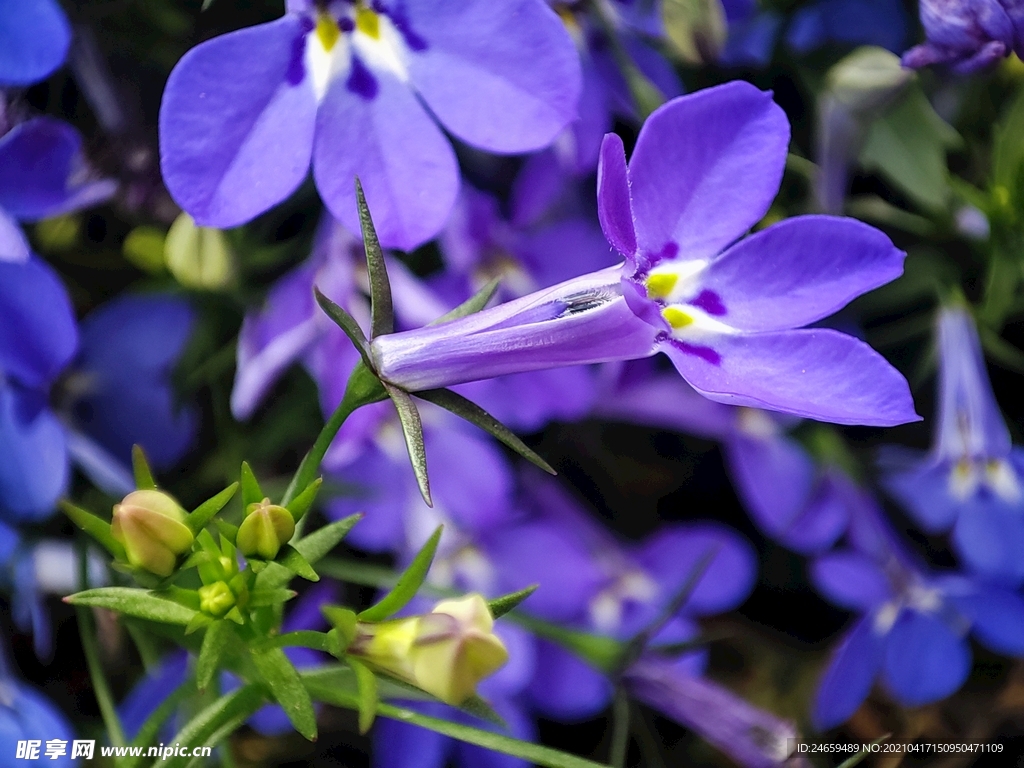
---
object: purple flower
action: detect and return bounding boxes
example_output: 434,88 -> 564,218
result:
0,0 -> 71,87
882,306 -> 1024,585
810,491 -> 1024,729
902,0 -> 1024,73
370,83 -> 919,427
158,0 -> 580,250
0,118 -> 116,263
0,651 -> 75,768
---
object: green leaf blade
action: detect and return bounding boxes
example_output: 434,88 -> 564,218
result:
254,515 -> 362,591
278,544 -> 319,581
286,477 -> 322,522
251,647 -> 318,741
197,621 -> 232,691
132,445 -> 157,489
66,587 -> 198,626
488,585 -> 538,619
348,657 -> 379,734
187,482 -> 238,535
314,287 -> 374,369
240,462 -> 264,508
355,178 -> 394,338
383,383 -> 431,506
60,501 -> 126,561
429,278 -> 500,326
358,526 -> 442,622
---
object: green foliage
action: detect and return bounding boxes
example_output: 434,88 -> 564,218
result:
66,587 -> 198,626
251,646 -> 317,740
359,526 -> 443,622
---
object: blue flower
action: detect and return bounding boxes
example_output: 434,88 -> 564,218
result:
0,649 -> 75,768
903,0 -> 1024,73
0,0 -> 71,87
882,306 -> 1024,585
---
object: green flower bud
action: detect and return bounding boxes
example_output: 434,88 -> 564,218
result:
110,490 -> 194,577
199,581 -> 236,618
236,498 -> 295,560
351,594 -> 508,705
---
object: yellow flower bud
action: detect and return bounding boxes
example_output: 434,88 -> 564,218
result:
110,490 -> 194,577
351,594 -> 508,705
199,581 -> 236,618
236,498 -> 295,560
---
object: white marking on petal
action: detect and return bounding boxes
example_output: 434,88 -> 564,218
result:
986,458 -> 1022,502
304,25 -> 352,103
351,13 -> 411,82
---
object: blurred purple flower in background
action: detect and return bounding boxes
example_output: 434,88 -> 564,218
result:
0,0 -> 70,88
159,0 -> 581,250
882,306 -> 1024,585
0,644 -> 75,767
902,0 -> 1024,72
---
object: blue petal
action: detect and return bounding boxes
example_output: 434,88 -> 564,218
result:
720,12 -> 783,68
0,207 -> 30,263
781,469 -> 853,554
786,0 -> 908,54
119,652 -> 189,741
881,456 -> 960,534
374,702 -> 452,768
0,386 -> 68,523
454,698 -> 536,768
0,683 -> 75,768
812,616 -> 884,730
951,494 -> 1024,586
527,640 -> 612,721
810,551 -> 891,611
327,445 -> 411,554
882,611 -> 971,706
0,0 -> 71,86
949,584 -> 1024,657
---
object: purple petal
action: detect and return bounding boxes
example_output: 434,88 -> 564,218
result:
627,83 -> 789,264
597,133 -> 636,258
0,388 -> 68,522
313,69 -> 458,251
374,704 -> 452,768
810,551 -> 891,611
880,455 -> 959,533
0,207 -> 29,263
159,17 -> 317,228
427,425 -> 513,533
0,257 -> 77,389
327,445 -> 410,554
0,0 -> 71,86
780,470 -> 855,554
950,585 -> 1024,657
405,0 -> 580,153
65,429 -> 135,498
527,640 -> 612,721
812,616 -> 884,730
952,497 -> 1024,586
1,684 -> 75,768
453,698 -> 536,768
701,216 -> 905,331
516,217 -> 619,291
119,652 -> 189,740
662,328 -> 920,426
882,611 -> 970,706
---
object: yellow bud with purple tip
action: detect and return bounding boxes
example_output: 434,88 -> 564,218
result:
110,490 -> 194,577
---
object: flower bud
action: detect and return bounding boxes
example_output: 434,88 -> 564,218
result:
198,581 -> 236,617
110,490 -> 194,577
236,498 -> 295,560
350,594 -> 508,705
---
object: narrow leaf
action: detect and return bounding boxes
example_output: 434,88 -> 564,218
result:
429,278 -> 500,325
355,178 -> 394,338
322,606 -> 358,651
278,545 -> 319,581
359,526 -> 442,622
252,646 -> 318,740
248,588 -> 298,608
185,612 -> 214,635
417,388 -> 556,475
126,675 -> 194,762
197,621 -> 232,691
65,587 -> 198,626
132,444 -> 156,489
240,462 -> 264,508
187,482 -> 238,534
275,630 -> 334,653
488,585 -> 538,619
215,519 -> 239,543
286,477 -> 322,522
59,501 -> 125,560
384,383 -> 431,507
314,287 -> 374,370
460,695 -> 506,728
156,684 -> 267,768
255,514 -> 362,591
348,657 -> 379,733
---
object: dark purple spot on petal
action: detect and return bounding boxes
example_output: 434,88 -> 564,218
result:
286,19 -> 315,86
381,4 -> 428,51
690,289 -> 726,316
347,55 -> 378,100
339,17 -> 355,32
671,339 -> 721,365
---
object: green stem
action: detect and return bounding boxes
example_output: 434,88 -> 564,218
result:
609,690 -> 631,768
76,606 -> 127,749
281,363 -> 386,508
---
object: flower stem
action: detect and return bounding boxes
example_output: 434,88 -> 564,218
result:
281,363 -> 386,508
76,606 -> 127,749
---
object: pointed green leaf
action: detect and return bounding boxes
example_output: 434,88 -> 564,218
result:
994,82 -> 1024,189
249,588 -> 297,608
348,657 -> 379,733
126,675 -> 194,760
286,477 -> 322,522
359,526 -> 442,622
197,621 -> 233,691
187,482 -> 238,534
487,585 -> 538,619
278,544 -> 319,581
240,462 -> 264,508
416,388 -> 555,475
275,630 -> 335,653
429,278 -> 500,326
383,382 -> 431,506
460,695 -> 506,728
156,684 -> 267,768
322,606 -> 358,652
255,514 -> 363,591
59,501 -> 126,560
314,287 -> 375,370
251,646 -> 318,740
215,518 -> 239,543
65,587 -> 198,626
131,444 -> 157,490
355,178 -> 394,338
185,612 -> 214,635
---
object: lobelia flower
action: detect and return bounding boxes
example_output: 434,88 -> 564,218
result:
902,0 -> 1024,73
0,646 -> 75,768
810,489 -> 1024,729
159,0 -> 581,251
0,0 -> 71,87
370,82 -> 919,427
0,117 -> 116,262
881,305 -> 1024,585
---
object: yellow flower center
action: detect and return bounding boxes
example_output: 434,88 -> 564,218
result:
316,12 -> 341,51
645,272 -> 678,299
662,306 -> 694,329
356,4 -> 381,39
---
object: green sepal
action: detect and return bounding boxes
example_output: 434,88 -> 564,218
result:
383,382 -> 431,507
275,630 -> 336,654
197,620 -> 233,690
249,559 -> 269,573
487,585 -> 537,619
322,606 -> 358,652
314,288 -> 375,371
187,482 -> 239,535
248,588 -> 297,608
513,614 -> 624,674
278,544 -> 319,581
359,526 -> 442,622
355,177 -> 394,339
215,518 -> 239,543
185,612 -> 214,635
59,500 -> 126,561
225,606 -> 245,625
428,278 -> 500,326
348,657 -> 379,734
251,646 -> 318,740
255,514 -> 363,591
160,585 -> 203,611
286,477 -> 322,523
240,461 -> 265,508
460,695 -> 506,728
65,587 -> 198,626
131,444 -> 157,490
416,388 -> 555,475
